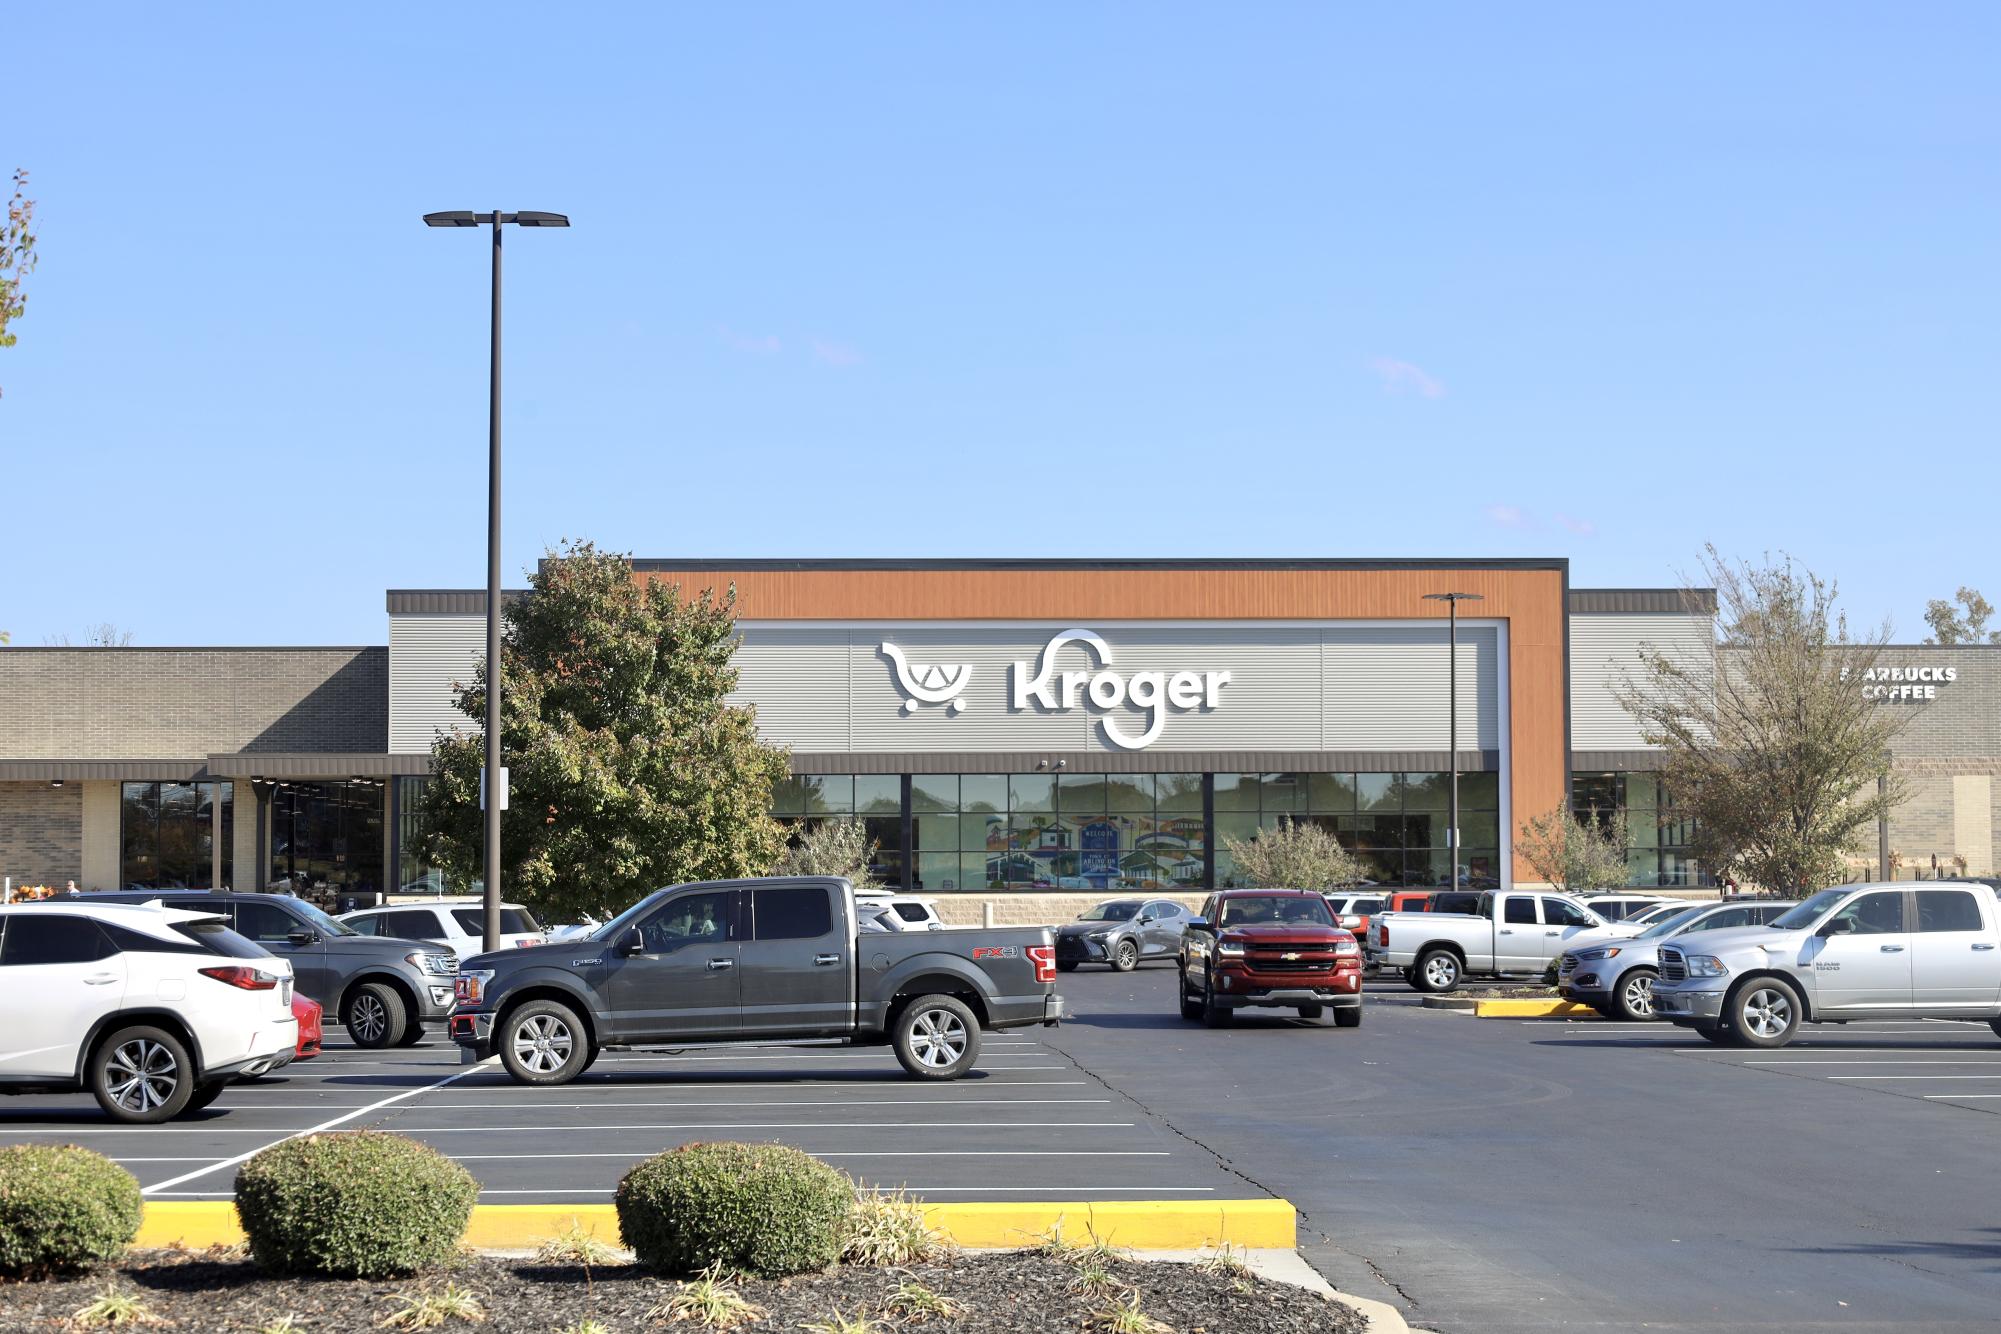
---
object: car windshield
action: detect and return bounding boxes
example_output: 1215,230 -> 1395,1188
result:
591,890 -> 668,943
1768,888 -> 1850,930
1077,901 -> 1141,923
285,899 -> 357,937
1637,907 -> 1707,939
1218,896 -> 1335,927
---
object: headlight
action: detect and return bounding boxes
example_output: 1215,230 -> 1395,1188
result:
1579,946 -> 1622,961
1088,932 -> 1112,942
409,951 -> 458,977
1333,939 -> 1361,957
1687,955 -> 1729,978
455,969 -> 495,1006
1217,942 -> 1246,957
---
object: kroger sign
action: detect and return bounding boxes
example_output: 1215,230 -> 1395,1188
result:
880,628 -> 1230,750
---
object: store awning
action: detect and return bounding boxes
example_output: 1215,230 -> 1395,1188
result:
0,759 -> 207,781
205,753 -> 436,779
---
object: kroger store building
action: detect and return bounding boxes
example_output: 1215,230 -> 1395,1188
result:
1,559 -> 1995,905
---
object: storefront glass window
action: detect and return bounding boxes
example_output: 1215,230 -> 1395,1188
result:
120,781 -> 232,888
1571,773 -> 1708,888
393,776 -> 472,896
268,780 -> 385,901
1215,771 -> 1500,889
774,774 -> 907,888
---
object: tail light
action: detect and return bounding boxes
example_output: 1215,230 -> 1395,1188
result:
1027,945 -> 1056,984
199,966 -> 280,991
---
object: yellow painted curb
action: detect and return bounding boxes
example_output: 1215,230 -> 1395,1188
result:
135,1198 -> 1296,1253
1471,998 -> 1600,1018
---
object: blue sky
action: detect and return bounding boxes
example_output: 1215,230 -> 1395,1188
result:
4,5 -> 1996,645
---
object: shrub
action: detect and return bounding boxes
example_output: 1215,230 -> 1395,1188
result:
234,1132 -> 478,1277
0,1145 -> 142,1278
616,1141 -> 851,1276
842,1190 -> 941,1266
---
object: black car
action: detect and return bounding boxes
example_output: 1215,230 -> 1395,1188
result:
55,890 -> 458,1048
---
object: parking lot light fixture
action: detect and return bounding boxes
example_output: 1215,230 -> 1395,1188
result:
423,207 -> 570,954
1422,592 -> 1485,893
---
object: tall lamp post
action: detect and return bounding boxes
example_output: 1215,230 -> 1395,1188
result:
423,209 -> 570,953
1422,592 -> 1484,893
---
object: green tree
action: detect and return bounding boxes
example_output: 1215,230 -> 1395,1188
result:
771,818 -> 882,891
416,540 -> 791,923
0,169 -> 37,397
1516,803 -> 1630,893
1618,547 -> 1908,893
1221,816 -> 1367,890
1922,586 -> 1998,645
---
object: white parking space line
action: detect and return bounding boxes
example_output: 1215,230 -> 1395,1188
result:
441,1150 -> 1170,1161
1827,1075 -> 2001,1081
1924,1093 -> 2001,1099
1745,1059 -> 2001,1066
383,1120 -> 1137,1133
224,1098 -> 1113,1111
136,1058 -> 497,1194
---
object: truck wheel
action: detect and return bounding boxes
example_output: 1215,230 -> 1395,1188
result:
1691,1023 -> 1732,1045
90,1025 -> 196,1124
1111,939 -> 1139,972
1200,973 -> 1233,1027
893,996 -> 982,1079
1297,1004 -> 1325,1019
1611,969 -> 1660,1023
499,999 -> 591,1086
1990,1018 -> 2001,1043
1726,979 -> 1802,1049
1334,1005 -> 1362,1029
342,983 -> 408,1049
182,1080 -> 228,1115
1056,961 -> 1080,973
395,1023 -> 427,1047
1177,969 -> 1203,1021
1412,949 -> 1461,994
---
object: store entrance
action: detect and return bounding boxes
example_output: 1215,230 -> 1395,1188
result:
266,780 -> 386,904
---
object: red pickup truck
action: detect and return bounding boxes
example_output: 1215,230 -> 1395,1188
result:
1177,889 -> 1364,1028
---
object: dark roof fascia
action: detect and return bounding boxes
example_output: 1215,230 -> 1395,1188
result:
206,753 -> 436,778
0,646 -> 382,654
625,557 -> 1570,573
1568,588 -> 1718,615
386,590 -> 530,615
0,759 -> 209,781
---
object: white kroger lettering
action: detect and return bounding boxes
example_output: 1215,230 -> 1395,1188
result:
1006,628 -> 1229,749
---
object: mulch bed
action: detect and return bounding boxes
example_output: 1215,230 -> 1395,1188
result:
0,1249 -> 1366,1333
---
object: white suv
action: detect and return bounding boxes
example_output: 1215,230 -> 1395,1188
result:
0,902 -> 298,1123
338,900 -> 547,953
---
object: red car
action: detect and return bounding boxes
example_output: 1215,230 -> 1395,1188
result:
1177,889 -> 1364,1028
292,993 -> 323,1061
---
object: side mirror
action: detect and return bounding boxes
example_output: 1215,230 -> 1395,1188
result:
1187,918 -> 1212,933
1819,918 -> 1854,937
285,929 -> 317,947
616,928 -> 645,957
1339,914 -> 1363,930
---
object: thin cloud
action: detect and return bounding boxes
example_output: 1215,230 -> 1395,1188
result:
1485,504 -> 1530,528
1367,356 -> 1445,399
719,327 -> 782,355
810,338 -> 863,368
1556,513 -> 1598,537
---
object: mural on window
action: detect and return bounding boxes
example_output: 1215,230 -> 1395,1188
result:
1214,771 -> 1501,890
926,773 -> 1206,893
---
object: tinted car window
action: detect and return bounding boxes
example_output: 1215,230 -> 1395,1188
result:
1,915 -> 111,965
451,908 -> 540,935
171,921 -> 268,958
234,900 -> 305,943
345,914 -> 383,935
1350,899 -> 1385,915
638,891 -> 732,952
1917,890 -> 1983,934
753,887 -> 834,941
1699,907 -> 1751,931
101,922 -> 205,955
1828,891 -> 1906,936
1542,899 -> 1593,927
1504,897 -> 1538,925
383,910 -> 441,938
891,903 -> 929,923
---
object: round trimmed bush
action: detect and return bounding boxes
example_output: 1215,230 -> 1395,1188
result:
234,1131 -> 478,1277
0,1145 -> 142,1278
616,1141 -> 852,1276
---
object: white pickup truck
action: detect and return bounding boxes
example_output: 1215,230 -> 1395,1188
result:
1651,880 -> 2001,1048
1368,890 -> 1610,993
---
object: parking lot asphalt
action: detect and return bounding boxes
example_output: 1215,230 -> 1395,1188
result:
1039,965 -> 2001,1334
0,1026 -> 1248,1207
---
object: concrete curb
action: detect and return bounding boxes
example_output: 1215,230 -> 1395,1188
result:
135,1197 -> 1298,1253
1418,996 -> 1597,1018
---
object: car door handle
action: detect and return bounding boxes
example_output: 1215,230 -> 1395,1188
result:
1498,929 -> 1513,936
814,954 -> 841,967
707,958 -> 735,971
83,973 -> 118,986
1546,930 -> 1562,936
1973,943 -> 1996,951
1879,945 -> 1905,953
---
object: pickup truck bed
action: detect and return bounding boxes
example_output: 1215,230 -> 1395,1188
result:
450,876 -> 1062,1082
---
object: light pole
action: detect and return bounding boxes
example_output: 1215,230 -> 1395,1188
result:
1422,592 -> 1484,893
423,209 -> 569,953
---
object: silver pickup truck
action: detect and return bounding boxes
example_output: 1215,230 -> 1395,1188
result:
1652,881 -> 2001,1048
1367,889 -> 1609,993
450,876 -> 1064,1082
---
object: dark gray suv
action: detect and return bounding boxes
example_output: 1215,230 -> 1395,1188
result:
62,891 -> 457,1048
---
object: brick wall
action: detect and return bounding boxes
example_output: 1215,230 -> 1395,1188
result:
0,782 -> 83,887
0,648 -> 388,759
1884,758 -> 2001,878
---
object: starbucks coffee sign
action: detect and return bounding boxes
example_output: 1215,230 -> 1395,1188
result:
1843,663 -> 1958,703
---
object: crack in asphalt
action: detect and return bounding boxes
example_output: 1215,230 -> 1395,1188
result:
1038,1032 -> 1424,1315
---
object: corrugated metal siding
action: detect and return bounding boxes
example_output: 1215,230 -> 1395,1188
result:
728,628 -> 852,751
1322,626 -> 1497,750
389,615 -> 484,753
1568,612 -> 1713,750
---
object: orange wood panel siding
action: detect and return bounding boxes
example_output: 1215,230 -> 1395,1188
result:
636,566 -> 1568,882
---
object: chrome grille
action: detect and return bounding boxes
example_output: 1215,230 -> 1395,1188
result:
1244,947 -> 1336,974
1557,953 -> 1579,979
1660,946 -> 1687,982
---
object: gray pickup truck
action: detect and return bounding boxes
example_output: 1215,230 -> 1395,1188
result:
449,876 -> 1064,1083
